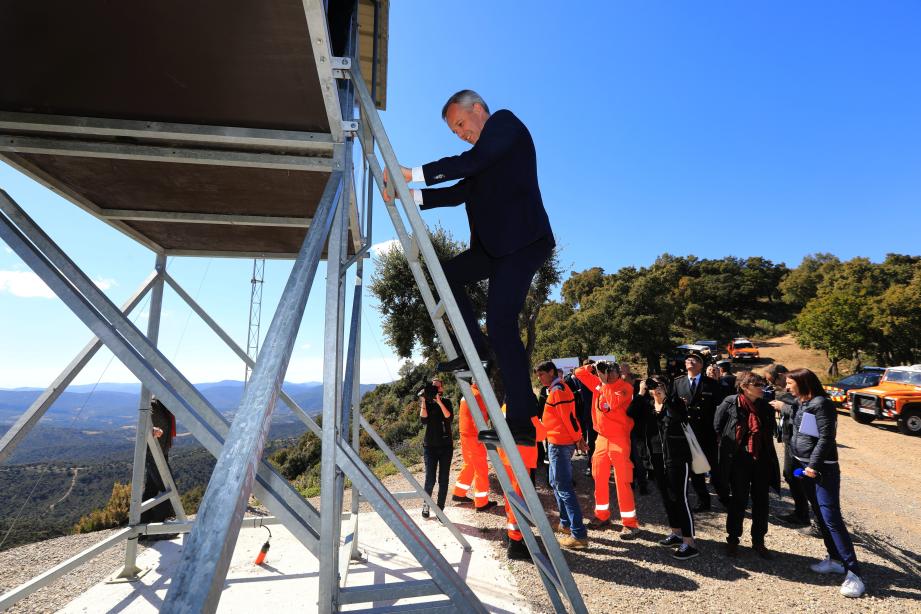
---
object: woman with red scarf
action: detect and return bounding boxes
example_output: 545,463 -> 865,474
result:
714,371 -> 781,558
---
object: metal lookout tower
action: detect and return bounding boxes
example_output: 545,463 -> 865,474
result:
0,1 -> 587,612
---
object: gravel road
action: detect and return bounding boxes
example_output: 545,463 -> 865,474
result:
463,411 -> 921,613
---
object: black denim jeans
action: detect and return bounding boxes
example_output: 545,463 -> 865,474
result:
423,445 -> 453,510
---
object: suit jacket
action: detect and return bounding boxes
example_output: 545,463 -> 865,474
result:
670,374 -> 721,449
420,109 -> 554,258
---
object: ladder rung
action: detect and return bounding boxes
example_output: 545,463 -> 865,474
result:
339,579 -> 442,605
345,599 -> 454,613
432,300 -> 446,319
506,492 -> 534,526
454,370 -> 473,380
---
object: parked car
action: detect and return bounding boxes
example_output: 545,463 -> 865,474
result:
826,367 -> 886,406
726,338 -> 760,361
694,340 -> 720,359
847,365 -> 921,436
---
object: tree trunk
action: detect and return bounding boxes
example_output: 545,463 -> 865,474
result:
853,351 -> 862,372
646,353 -> 660,374
524,306 -> 540,364
828,356 -> 839,377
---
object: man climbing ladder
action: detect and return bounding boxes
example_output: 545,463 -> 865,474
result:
383,89 -> 555,447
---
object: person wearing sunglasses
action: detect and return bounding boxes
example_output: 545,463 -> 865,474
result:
714,371 -> 781,559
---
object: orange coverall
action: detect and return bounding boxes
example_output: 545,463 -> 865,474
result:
591,378 -> 639,527
452,384 -> 492,508
498,409 -> 545,542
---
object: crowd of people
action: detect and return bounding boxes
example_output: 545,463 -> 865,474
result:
392,87 -> 864,599
417,353 -> 866,599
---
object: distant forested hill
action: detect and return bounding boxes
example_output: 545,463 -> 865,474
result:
0,380 -> 376,551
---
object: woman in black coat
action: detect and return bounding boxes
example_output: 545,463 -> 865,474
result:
714,371 -> 781,558
639,375 -> 700,560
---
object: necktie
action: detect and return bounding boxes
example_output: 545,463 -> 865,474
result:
689,377 -> 697,398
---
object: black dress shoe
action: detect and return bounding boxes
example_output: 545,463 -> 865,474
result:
753,543 -> 774,560
477,429 -> 536,447
451,494 -> 469,503
437,356 -> 469,373
475,500 -> 498,512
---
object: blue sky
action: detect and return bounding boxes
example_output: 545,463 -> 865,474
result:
1,1 -> 920,388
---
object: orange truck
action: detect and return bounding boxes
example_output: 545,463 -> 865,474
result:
847,365 -> 921,436
726,338 -> 760,362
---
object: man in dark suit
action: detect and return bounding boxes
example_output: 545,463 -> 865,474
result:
384,90 -> 554,446
717,360 -> 737,394
670,352 -> 722,511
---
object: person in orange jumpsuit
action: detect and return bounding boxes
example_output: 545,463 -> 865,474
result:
573,360 -> 601,476
452,383 -> 497,511
498,405 -> 546,560
589,361 -> 640,539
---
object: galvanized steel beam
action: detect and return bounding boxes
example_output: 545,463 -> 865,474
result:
162,171 -> 344,613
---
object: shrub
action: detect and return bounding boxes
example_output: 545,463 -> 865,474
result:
74,481 -> 131,533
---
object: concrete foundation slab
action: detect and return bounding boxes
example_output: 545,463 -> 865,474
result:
58,508 -> 530,613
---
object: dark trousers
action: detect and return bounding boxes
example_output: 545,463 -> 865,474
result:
442,236 -> 553,433
586,427 -> 598,461
423,445 -> 453,509
577,401 -> 593,443
630,433 -> 647,488
689,424 -> 719,506
726,450 -> 770,545
797,461 -> 862,575
782,442 -> 810,519
651,453 -> 694,537
140,449 -> 175,524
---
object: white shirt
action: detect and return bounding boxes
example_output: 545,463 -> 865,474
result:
410,166 -> 425,205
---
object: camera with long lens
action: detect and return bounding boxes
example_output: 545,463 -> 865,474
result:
417,382 -> 439,402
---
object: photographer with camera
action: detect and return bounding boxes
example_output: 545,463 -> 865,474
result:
637,375 -> 700,560
419,378 -> 454,518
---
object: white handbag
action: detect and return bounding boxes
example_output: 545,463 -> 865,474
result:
681,422 -> 711,475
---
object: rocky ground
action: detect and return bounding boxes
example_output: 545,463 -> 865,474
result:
3,405 -> 919,613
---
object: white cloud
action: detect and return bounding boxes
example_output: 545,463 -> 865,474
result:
0,269 -> 117,299
93,277 -> 117,291
370,239 -> 402,257
0,270 -> 54,298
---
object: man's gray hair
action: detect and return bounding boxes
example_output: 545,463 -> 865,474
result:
441,89 -> 490,120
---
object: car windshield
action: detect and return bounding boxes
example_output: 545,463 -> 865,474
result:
884,371 -> 921,385
838,375 -> 865,386
734,342 -> 753,349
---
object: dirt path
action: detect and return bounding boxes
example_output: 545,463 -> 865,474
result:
49,467 -> 82,511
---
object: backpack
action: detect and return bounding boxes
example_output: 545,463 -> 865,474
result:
563,373 -> 585,421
